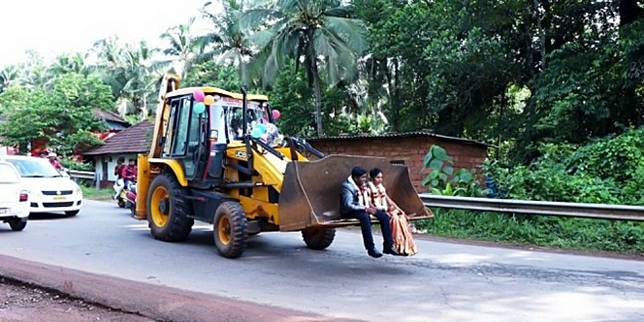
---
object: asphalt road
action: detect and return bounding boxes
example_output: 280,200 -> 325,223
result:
0,200 -> 642,322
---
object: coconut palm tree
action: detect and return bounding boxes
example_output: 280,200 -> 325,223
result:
242,0 -> 367,136
47,53 -> 91,77
0,65 -> 20,93
92,38 -> 165,117
160,17 -> 206,80
199,0 -> 256,86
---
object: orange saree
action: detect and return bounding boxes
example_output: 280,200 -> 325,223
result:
368,182 -> 418,256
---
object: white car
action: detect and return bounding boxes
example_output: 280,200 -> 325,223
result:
4,156 -> 83,216
0,161 -> 29,231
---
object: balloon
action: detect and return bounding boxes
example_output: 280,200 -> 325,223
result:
193,89 -> 205,102
251,127 -> 263,139
194,102 -> 206,114
204,95 -> 215,105
256,123 -> 267,134
271,109 -> 281,120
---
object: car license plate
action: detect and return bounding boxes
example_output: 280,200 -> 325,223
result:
53,196 -> 66,201
0,208 -> 7,215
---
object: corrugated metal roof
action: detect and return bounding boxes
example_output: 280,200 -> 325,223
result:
307,131 -> 488,146
85,121 -> 153,156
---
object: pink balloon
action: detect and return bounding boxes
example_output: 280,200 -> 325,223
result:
193,89 -> 205,102
272,109 -> 281,120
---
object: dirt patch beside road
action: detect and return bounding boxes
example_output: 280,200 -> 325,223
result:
0,277 -> 151,322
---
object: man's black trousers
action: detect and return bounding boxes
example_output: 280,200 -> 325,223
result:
342,210 -> 393,251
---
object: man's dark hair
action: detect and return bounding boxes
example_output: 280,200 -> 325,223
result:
369,168 -> 382,179
351,166 -> 367,178
117,157 -> 125,163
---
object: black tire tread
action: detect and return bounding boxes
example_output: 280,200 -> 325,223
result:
9,218 -> 27,231
147,173 -> 193,242
214,201 -> 247,258
302,228 -> 336,250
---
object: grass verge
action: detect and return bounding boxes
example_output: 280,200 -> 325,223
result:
80,185 -> 114,201
415,209 -> 644,256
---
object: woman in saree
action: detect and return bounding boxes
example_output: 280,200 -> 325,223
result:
368,168 -> 418,256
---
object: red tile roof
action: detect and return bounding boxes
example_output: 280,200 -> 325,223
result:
85,121 -> 153,156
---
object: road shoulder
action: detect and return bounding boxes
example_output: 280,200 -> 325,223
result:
0,254 -> 349,322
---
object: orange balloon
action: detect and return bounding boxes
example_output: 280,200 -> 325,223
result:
203,95 -> 215,105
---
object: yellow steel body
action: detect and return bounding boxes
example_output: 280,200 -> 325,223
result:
135,74 -> 299,226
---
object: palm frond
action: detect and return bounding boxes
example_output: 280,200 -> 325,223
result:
323,16 -> 367,54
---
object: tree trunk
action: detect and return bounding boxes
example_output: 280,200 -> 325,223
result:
311,61 -> 323,137
142,95 -> 148,118
305,33 -> 324,137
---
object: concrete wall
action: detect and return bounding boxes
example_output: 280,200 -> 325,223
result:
309,137 -> 488,192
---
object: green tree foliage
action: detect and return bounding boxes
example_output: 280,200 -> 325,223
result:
182,60 -> 241,90
92,38 -> 165,118
160,18 -> 207,80
268,62 -> 362,137
199,0 -> 255,85
0,73 -> 114,155
243,0 -> 367,136
487,128 -> 644,205
529,21 -> 644,146
419,132 -> 644,254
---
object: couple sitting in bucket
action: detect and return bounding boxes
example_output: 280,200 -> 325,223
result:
340,167 -> 417,258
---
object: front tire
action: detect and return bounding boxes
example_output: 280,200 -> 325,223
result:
65,210 -> 79,216
9,218 -> 27,231
147,174 -> 193,242
213,201 -> 247,258
302,228 -> 336,250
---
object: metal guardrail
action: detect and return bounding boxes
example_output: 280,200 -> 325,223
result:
419,194 -> 644,222
68,170 -> 96,180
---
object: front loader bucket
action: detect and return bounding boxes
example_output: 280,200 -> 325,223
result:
278,154 -> 433,231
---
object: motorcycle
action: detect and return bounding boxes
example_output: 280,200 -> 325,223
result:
115,180 -> 135,211
124,181 -> 136,217
115,183 -> 127,208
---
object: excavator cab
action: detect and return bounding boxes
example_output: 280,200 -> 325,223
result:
135,74 -> 432,258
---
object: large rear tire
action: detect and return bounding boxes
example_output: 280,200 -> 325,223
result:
213,201 -> 247,258
147,174 -> 193,242
302,228 -> 336,250
8,218 -> 27,231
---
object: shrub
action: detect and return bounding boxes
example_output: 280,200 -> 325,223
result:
418,130 -> 644,254
60,158 -> 93,172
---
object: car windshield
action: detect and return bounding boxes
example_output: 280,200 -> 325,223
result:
7,158 -> 62,178
0,163 -> 21,183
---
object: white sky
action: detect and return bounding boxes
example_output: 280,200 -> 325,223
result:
0,0 -> 216,68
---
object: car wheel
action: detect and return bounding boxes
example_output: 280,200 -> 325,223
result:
8,218 -> 27,231
65,210 -> 80,216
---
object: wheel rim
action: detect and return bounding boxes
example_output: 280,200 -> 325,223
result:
217,216 -> 231,245
150,186 -> 170,227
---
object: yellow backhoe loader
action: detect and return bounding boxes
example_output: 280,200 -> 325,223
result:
135,74 -> 432,258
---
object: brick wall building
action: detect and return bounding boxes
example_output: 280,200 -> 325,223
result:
308,132 -> 488,192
